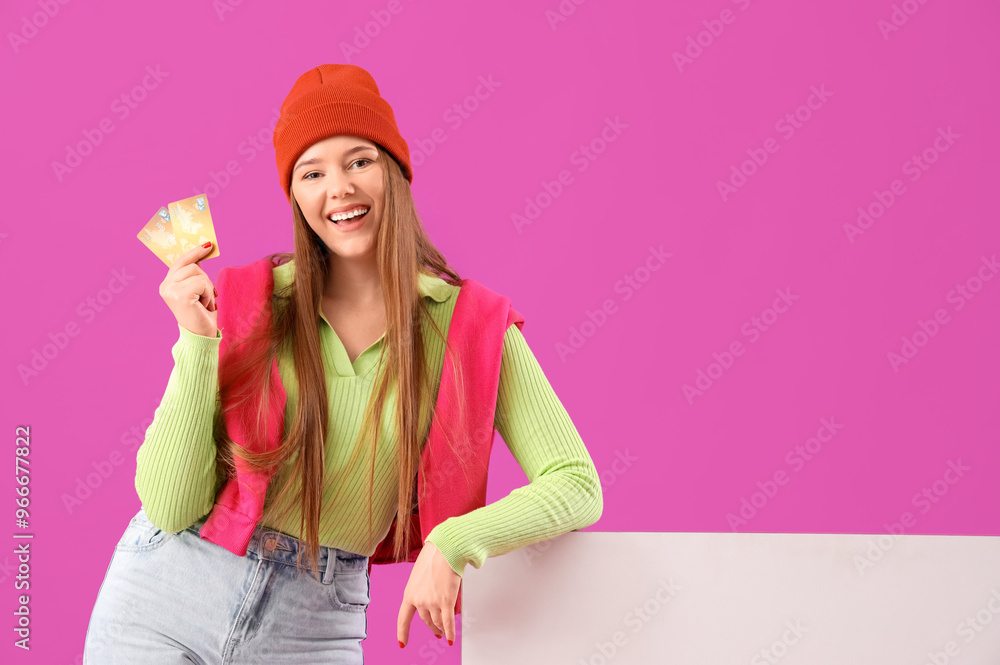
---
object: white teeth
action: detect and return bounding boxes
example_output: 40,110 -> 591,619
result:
329,207 -> 369,222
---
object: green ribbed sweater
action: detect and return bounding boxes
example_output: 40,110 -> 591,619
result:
135,261 -> 603,577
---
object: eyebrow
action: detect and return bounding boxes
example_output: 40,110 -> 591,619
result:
293,145 -> 378,172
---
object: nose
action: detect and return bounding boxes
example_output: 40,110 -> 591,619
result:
325,169 -> 355,199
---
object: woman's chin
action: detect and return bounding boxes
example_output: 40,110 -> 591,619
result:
322,237 -> 377,259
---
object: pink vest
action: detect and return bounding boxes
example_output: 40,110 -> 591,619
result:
197,256 -> 523,614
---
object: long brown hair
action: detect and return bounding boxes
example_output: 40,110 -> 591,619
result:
210,144 -> 474,580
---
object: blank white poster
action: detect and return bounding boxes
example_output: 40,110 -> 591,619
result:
460,531 -> 1000,664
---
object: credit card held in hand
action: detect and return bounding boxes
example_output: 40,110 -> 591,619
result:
137,193 -> 220,267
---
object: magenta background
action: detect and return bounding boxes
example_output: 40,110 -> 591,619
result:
3,0 -> 999,662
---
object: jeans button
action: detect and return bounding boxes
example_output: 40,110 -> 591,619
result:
265,537 -> 277,551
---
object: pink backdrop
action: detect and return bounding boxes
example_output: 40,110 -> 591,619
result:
3,0 -> 998,662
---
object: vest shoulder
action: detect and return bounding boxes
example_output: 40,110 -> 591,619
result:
456,278 -> 525,329
214,256 -> 290,304
218,256 -> 289,278
456,277 -> 511,301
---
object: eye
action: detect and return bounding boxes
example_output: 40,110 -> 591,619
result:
301,157 -> 373,180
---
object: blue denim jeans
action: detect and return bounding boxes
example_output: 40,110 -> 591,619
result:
83,506 -> 370,664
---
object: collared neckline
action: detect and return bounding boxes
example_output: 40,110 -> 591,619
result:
272,259 -> 457,377
272,259 -> 454,303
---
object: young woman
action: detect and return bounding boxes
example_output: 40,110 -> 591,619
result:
83,63 -> 603,664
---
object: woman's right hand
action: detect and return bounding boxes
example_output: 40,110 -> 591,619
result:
160,242 -> 218,338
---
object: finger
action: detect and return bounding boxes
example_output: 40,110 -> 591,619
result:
166,263 -> 207,286
430,605 -> 453,644
418,607 -> 442,636
178,274 -> 216,312
439,602 -> 456,645
167,241 -> 214,276
176,274 -> 216,312
397,601 -> 416,647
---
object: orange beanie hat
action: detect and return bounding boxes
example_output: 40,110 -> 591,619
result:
272,64 -> 413,202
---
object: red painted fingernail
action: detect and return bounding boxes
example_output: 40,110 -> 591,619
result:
435,633 -> 441,639
448,639 -> 454,646
202,241 -> 212,249
213,287 -> 218,297
399,640 -> 405,648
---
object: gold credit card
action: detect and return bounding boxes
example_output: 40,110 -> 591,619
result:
137,206 -> 181,267
137,193 -> 220,267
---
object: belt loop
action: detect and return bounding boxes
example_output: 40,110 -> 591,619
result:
322,547 -> 338,584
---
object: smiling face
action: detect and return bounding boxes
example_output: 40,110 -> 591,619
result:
290,135 -> 385,262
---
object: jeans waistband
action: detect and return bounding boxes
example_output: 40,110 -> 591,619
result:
181,511 -> 369,578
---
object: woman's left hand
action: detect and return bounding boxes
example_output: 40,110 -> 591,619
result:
397,540 -> 462,648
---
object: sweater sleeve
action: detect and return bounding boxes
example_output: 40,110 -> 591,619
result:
135,323 -> 223,533
424,324 -> 604,577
